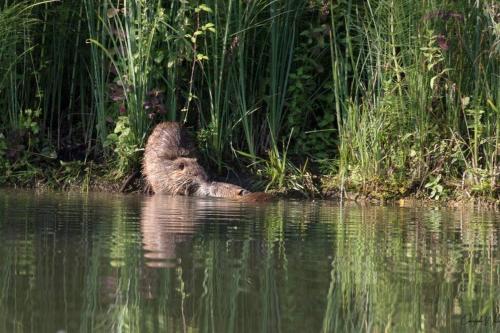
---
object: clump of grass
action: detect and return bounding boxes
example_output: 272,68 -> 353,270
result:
86,0 -> 164,169
327,0 -> 498,200
0,1 -> 40,130
84,0 -> 194,177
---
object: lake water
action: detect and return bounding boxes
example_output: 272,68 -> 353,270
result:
0,190 -> 498,333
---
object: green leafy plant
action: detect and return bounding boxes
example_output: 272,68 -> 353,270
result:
104,116 -> 140,178
425,174 -> 445,200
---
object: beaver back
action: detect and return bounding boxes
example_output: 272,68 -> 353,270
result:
144,122 -> 195,160
143,122 -> 207,195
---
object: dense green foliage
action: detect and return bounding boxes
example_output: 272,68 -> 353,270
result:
0,0 -> 498,199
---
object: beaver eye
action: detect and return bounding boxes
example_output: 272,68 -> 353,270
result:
238,189 -> 249,196
178,163 -> 185,170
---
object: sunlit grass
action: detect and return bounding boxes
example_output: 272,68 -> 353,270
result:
0,0 -> 497,198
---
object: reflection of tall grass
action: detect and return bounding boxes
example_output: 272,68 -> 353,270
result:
80,239 -> 101,333
0,195 -> 499,331
0,246 -> 13,332
187,204 -> 499,332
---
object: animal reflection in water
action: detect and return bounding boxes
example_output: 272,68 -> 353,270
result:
141,195 -> 250,268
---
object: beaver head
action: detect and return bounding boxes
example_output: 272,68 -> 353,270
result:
194,181 -> 250,198
144,157 -> 208,195
194,181 -> 273,202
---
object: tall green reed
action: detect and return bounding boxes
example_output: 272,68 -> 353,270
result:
330,0 -> 498,196
90,0 -> 163,144
83,0 -> 173,175
1,0 -> 96,163
266,0 -> 303,150
0,0 -> 496,195
0,1 -> 39,130
192,0 -> 268,169
83,0 -> 109,153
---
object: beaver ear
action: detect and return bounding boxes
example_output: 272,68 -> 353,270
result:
178,162 -> 185,170
238,189 -> 250,196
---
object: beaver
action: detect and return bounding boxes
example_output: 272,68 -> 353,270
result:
194,181 -> 273,202
143,121 -> 196,159
143,122 -> 208,195
194,181 -> 250,197
143,122 -> 272,201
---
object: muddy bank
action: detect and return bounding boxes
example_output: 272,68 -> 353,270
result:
2,168 -> 497,210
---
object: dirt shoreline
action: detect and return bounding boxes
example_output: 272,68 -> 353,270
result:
2,174 -> 498,211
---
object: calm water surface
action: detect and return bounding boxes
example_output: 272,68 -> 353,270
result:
0,190 -> 498,332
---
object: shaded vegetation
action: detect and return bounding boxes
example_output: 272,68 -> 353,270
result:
0,0 -> 498,201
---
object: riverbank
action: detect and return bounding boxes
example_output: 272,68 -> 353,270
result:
1,1 -> 497,212
1,162 -> 497,210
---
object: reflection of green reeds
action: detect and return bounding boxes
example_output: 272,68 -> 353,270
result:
0,194 -> 498,332
0,248 -> 13,332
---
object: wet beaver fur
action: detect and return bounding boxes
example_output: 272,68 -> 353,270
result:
194,181 -> 250,197
194,181 -> 273,202
143,122 -> 272,201
143,122 -> 208,195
